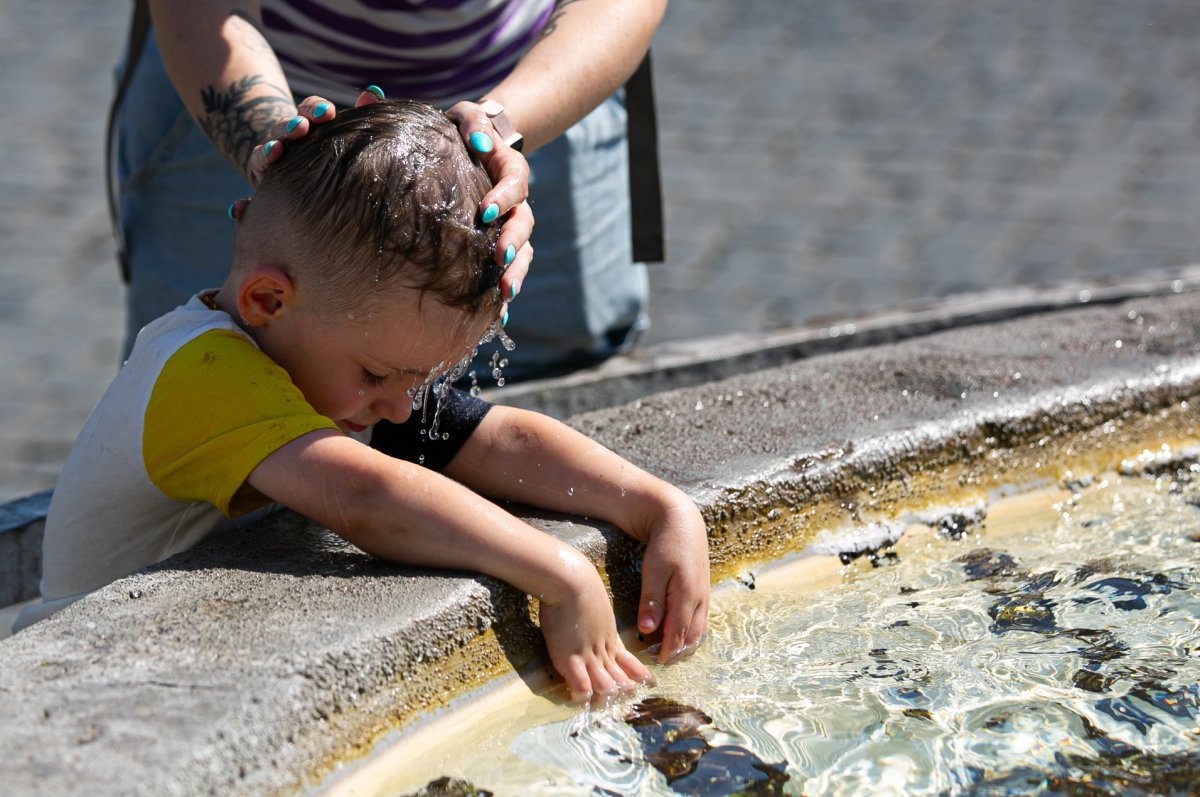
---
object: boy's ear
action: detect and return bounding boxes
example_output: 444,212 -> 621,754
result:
237,266 -> 296,327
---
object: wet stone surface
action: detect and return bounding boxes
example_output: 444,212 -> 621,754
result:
623,698 -> 790,797
399,777 -> 494,797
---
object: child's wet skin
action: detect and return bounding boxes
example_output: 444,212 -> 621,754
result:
235,276 -> 497,434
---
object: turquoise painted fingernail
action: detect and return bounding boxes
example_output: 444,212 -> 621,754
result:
227,202 -> 236,220
481,203 -> 500,224
365,84 -> 385,99
503,244 -> 515,266
469,131 -> 493,154
264,140 -> 276,157
285,116 -> 302,134
509,281 -> 519,301
501,310 -> 509,328
313,102 -> 330,118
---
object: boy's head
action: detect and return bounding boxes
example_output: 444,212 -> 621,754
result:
224,101 -> 506,431
233,100 -> 503,319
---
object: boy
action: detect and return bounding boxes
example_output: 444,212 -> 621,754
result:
17,101 -> 709,701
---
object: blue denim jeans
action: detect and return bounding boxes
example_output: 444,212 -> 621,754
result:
116,34 -> 649,381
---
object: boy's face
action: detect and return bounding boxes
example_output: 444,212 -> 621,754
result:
264,286 -> 493,433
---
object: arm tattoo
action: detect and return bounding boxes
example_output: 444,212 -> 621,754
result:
539,0 -> 588,40
198,75 -> 294,179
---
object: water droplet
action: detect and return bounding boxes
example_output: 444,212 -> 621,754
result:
567,487 -> 574,497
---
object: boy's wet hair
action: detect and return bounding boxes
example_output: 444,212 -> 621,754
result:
241,100 -> 503,318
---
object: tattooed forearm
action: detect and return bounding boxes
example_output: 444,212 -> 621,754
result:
198,75 -> 294,180
539,0 -> 588,40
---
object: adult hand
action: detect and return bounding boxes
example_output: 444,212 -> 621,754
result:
235,89 -> 533,302
243,94 -> 346,184
447,99 -> 533,304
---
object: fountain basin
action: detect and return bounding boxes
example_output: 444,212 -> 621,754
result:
1,289 -> 1198,796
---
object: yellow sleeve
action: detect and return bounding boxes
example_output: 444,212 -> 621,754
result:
143,329 -> 340,517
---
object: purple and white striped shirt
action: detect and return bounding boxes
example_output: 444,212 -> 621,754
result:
260,0 -> 556,107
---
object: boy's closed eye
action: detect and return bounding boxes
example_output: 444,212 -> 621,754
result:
361,368 -> 389,387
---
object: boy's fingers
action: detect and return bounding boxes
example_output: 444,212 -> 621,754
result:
657,610 -> 690,665
561,656 -> 593,704
604,659 -> 633,691
657,598 -> 708,664
638,572 -> 666,636
585,661 -> 616,698
616,648 -> 654,686
685,604 -> 709,651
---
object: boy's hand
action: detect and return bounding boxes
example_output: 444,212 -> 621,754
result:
636,497 -> 711,664
538,558 -> 653,703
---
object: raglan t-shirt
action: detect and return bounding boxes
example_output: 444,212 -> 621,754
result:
15,294 -> 339,630
258,0 -> 556,106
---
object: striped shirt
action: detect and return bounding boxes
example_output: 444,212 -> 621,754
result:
259,0 -> 556,107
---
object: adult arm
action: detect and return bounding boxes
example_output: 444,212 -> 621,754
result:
149,0 -> 294,184
481,0 -> 670,152
149,0 -> 533,294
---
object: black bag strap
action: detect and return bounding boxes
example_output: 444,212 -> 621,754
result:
625,51 -> 665,264
106,0 -> 151,283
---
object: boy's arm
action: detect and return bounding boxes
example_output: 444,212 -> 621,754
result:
246,428 -> 649,701
443,406 -> 711,663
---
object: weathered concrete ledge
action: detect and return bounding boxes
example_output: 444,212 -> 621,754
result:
3,269 -> 1199,606
2,291 -> 1199,796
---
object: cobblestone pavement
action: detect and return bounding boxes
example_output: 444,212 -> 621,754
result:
5,0 -> 1200,501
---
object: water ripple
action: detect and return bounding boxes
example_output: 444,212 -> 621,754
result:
428,476 -> 1200,796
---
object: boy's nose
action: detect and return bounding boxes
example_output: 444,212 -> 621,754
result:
372,394 -> 413,425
